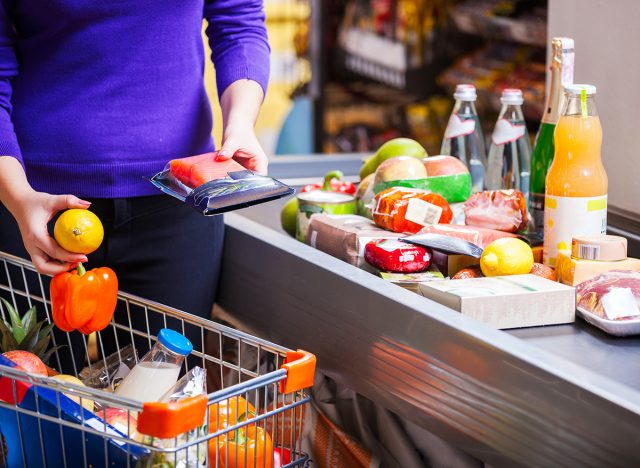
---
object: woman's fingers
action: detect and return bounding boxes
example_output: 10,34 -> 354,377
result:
30,247 -> 74,276
48,194 -> 91,212
38,233 -> 87,264
233,149 -> 268,175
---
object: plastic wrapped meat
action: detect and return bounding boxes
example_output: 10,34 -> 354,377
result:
373,187 -> 453,234
417,224 -> 516,249
464,190 -> 528,233
364,239 -> 432,273
576,270 -> 640,321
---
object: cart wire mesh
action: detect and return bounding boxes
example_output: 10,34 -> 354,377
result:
0,251 -> 312,467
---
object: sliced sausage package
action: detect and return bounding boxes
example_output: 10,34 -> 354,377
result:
364,239 -> 432,273
372,187 -> 453,234
464,190 -> 529,233
150,152 -> 294,215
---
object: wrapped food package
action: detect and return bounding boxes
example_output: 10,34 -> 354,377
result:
464,190 -> 528,233
576,270 -> 640,321
150,151 -> 294,215
364,239 -> 432,273
417,224 -> 517,249
373,187 -> 453,234
306,214 -> 403,268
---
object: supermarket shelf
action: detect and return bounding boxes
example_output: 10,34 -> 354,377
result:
450,1 -> 547,47
219,154 -> 640,467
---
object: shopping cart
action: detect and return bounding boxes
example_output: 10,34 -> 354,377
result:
0,250 -> 315,467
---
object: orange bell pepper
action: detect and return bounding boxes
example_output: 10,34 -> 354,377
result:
50,264 -> 118,334
213,425 -> 273,468
209,396 -> 274,468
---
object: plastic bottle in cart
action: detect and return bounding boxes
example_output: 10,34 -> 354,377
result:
543,84 -> 607,266
441,84 -> 487,192
115,329 -> 193,402
529,37 -> 575,233
486,89 -> 532,202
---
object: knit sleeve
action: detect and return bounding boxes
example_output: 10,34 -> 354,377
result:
0,3 -> 21,165
203,0 -> 270,98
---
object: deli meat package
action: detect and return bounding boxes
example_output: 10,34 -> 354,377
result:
575,270 -> 640,336
464,190 -> 528,233
150,151 -> 293,215
373,187 -> 453,234
417,224 -> 516,249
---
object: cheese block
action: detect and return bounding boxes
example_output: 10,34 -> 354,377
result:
571,235 -> 627,261
555,251 -> 640,286
418,274 -> 575,329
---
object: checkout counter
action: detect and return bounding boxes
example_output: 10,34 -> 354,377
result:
216,155 -> 640,467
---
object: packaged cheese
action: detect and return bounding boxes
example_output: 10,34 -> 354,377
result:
418,274 -> 575,329
555,251 -> 640,286
305,214 -> 402,268
372,187 -> 453,233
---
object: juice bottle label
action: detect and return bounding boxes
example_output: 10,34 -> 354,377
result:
444,113 -> 476,139
543,194 -> 607,266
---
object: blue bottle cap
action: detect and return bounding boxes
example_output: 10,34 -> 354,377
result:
158,329 -> 193,356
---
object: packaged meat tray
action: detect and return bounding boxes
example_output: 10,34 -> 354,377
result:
464,190 -> 529,233
150,152 -> 293,215
575,270 -> 640,336
373,187 -> 453,234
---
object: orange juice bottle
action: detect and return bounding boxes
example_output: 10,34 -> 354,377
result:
543,84 -> 608,266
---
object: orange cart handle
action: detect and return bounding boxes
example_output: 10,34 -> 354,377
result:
279,349 -> 316,394
137,394 -> 207,439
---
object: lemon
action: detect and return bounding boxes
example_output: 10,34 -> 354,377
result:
480,238 -> 534,277
53,374 -> 94,412
54,209 -> 104,254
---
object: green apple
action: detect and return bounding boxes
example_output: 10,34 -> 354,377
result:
280,197 -> 298,237
359,138 -> 427,180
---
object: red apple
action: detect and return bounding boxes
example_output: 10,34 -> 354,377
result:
423,155 -> 469,177
102,408 -> 140,440
3,351 -> 48,376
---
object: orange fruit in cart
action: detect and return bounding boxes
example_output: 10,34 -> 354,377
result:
54,209 -> 104,254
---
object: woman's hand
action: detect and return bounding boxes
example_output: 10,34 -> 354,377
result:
0,156 -> 89,275
216,79 -> 269,175
14,192 -> 90,275
217,122 -> 268,175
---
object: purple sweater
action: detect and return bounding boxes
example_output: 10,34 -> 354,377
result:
0,0 -> 270,198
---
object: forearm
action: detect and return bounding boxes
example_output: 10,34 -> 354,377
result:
0,156 -> 34,218
220,79 -> 264,135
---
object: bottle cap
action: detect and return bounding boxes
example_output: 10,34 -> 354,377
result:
571,235 -> 627,261
158,329 -> 193,356
454,84 -> 477,101
500,88 -> 523,105
564,84 -> 596,95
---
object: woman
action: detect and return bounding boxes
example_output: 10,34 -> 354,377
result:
0,1 -> 270,367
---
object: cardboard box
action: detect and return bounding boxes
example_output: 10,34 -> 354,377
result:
431,250 -> 480,277
418,274 -> 575,329
555,251 -> 640,286
306,214 -> 402,268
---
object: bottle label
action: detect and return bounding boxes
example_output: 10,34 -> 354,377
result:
543,194 -> 607,266
444,113 -> 476,139
491,118 -> 526,145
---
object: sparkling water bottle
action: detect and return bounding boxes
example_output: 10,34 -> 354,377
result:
441,84 -> 487,192
486,89 -> 532,202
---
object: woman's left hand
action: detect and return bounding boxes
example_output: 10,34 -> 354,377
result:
217,124 -> 268,175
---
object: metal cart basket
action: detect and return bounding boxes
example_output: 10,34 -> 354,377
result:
0,251 -> 316,467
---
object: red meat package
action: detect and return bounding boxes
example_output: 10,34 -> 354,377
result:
418,224 -> 517,249
576,270 -> 640,321
364,239 -> 432,273
464,190 -> 529,233
169,152 -> 247,187
373,187 -> 453,234
149,151 -> 293,215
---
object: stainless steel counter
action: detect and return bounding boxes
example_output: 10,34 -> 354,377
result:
216,155 -> 640,467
